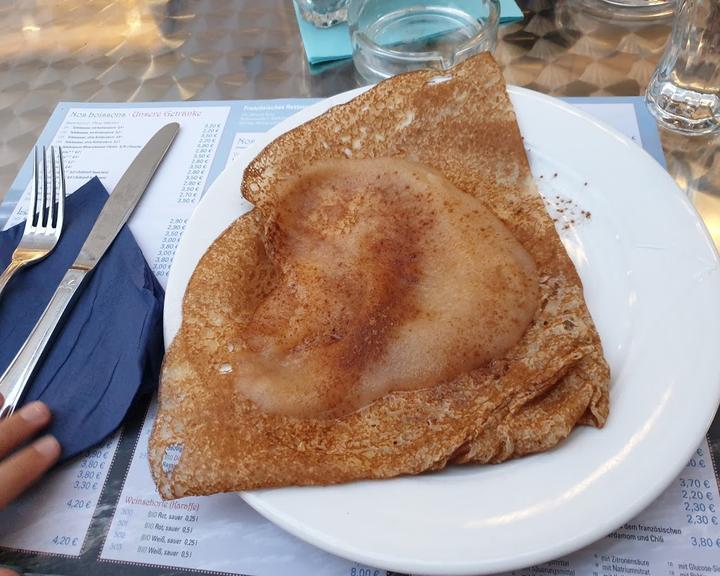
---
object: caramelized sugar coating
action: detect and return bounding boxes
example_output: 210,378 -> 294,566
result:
234,159 -> 539,417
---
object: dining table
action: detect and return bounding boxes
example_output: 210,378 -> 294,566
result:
0,1 -> 719,576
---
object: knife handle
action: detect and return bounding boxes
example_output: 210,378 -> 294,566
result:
0,267 -> 87,419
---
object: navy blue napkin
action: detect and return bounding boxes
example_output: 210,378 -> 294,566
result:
0,177 -> 164,461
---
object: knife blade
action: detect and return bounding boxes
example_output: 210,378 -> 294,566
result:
0,122 -> 179,418
75,122 -> 179,271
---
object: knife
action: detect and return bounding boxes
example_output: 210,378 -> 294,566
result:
0,122 -> 179,418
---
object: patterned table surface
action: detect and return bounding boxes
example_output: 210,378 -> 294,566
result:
1,0 -> 718,248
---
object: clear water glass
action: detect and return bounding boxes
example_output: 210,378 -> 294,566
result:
296,0 -> 348,28
348,0 -> 500,84
645,0 -> 720,134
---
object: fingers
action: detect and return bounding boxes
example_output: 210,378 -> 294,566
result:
0,434 -> 60,509
0,568 -> 20,576
0,401 -> 52,459
0,395 -> 61,510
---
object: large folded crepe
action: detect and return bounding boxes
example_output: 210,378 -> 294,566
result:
149,53 -> 610,499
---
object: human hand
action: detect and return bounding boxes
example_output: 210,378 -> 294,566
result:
0,396 -> 61,510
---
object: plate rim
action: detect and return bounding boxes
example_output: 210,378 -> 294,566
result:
163,85 -> 720,575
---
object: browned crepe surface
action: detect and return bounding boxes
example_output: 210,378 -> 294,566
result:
149,53 -> 610,498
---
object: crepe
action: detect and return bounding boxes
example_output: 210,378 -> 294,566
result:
149,53 -> 610,498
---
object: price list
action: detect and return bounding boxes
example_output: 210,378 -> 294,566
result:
501,440 -> 720,576
680,447 -> 718,533
152,216 -> 187,283
0,435 -> 119,555
3,106 -> 230,283
100,400 -> 382,576
0,106 -> 230,559
178,122 -> 222,205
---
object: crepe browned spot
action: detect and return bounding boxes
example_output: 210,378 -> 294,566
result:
149,53 -> 610,498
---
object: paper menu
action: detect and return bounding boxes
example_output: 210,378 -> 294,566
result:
226,133 -> 261,168
0,100 -> 309,563
500,441 -> 720,576
100,400 -> 372,576
3,106 -> 231,286
0,96 -> 716,576
0,434 -> 119,556
109,419 -> 719,576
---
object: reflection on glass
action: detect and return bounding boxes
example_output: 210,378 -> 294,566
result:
575,0 -> 676,19
348,0 -> 499,83
295,0 -> 348,28
645,0 -> 720,134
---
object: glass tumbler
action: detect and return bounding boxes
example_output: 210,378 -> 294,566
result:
296,0 -> 348,28
347,0 -> 500,84
645,0 -> 720,134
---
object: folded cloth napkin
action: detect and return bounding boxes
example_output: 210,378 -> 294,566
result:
0,177 -> 164,461
294,0 -> 524,65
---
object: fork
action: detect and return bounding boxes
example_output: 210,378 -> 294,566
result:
0,146 -> 65,299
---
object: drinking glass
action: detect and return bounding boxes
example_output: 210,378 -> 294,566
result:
347,0 -> 500,84
296,0 -> 348,28
645,0 -> 720,134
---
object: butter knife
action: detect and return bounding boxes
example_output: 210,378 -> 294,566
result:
0,122 -> 179,418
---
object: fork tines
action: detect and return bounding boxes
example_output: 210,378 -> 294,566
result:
32,145 -> 65,232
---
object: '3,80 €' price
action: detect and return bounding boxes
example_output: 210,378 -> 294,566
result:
690,536 -> 720,548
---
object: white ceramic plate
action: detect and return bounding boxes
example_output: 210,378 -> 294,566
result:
164,87 -> 720,575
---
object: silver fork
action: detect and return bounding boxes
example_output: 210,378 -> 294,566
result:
0,146 -> 65,299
